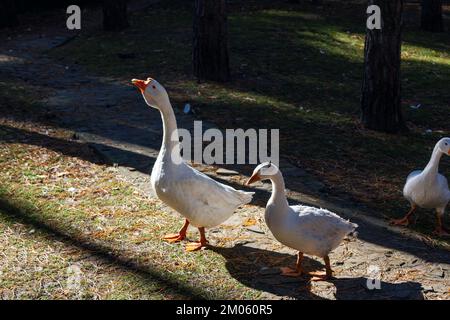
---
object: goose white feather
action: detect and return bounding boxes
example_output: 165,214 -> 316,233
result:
132,78 -> 253,250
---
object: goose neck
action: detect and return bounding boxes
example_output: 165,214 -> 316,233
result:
268,172 -> 289,210
423,144 -> 443,177
158,101 -> 180,158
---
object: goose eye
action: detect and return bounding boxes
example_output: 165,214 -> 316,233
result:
152,85 -> 156,89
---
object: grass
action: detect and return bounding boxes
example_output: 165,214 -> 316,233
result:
50,0 -> 450,237
0,82 -> 265,299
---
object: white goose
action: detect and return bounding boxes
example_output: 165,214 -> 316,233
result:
391,138 -> 450,236
246,162 -> 357,280
132,78 -> 254,251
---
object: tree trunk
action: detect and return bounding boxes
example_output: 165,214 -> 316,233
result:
193,0 -> 230,82
420,0 -> 443,32
103,0 -> 129,32
361,0 -> 406,133
0,0 -> 19,28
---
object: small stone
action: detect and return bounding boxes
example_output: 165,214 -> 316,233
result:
246,226 -> 265,235
67,187 -> 77,194
259,267 -> 280,275
216,168 -> 239,176
423,286 -> 434,293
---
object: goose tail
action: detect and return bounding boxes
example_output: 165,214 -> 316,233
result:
346,222 -> 359,239
237,191 -> 254,206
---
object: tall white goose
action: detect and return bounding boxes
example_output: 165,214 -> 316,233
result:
132,78 -> 254,251
246,162 -> 357,280
391,138 -> 450,236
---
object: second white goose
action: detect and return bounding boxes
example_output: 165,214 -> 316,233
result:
246,162 -> 357,280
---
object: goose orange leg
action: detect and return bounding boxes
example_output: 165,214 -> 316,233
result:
433,210 -> 450,237
185,227 -> 208,252
310,255 -> 333,281
163,219 -> 189,243
281,252 -> 304,277
390,205 -> 417,227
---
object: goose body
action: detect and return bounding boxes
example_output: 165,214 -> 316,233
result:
247,162 -> 357,279
151,152 -> 253,228
393,138 -> 450,235
132,77 -> 253,250
265,204 -> 357,258
404,170 -> 450,210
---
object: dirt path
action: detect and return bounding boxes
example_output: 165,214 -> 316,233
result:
0,3 -> 449,300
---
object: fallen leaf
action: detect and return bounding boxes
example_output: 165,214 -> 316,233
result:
243,218 -> 257,227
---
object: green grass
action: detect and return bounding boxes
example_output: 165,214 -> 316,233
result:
50,0 -> 450,236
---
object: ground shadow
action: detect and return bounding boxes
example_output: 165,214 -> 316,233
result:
210,243 -> 424,300
332,277 -> 424,300
0,196 -> 208,300
210,243 -> 325,299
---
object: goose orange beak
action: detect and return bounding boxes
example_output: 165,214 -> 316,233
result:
448,150 -> 450,156
131,79 -> 148,93
245,173 -> 261,186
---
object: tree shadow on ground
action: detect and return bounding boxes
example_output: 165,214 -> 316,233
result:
0,196 -> 208,300
210,243 -> 424,300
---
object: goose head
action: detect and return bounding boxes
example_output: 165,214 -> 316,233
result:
131,77 -> 170,111
246,162 -> 280,185
437,137 -> 450,156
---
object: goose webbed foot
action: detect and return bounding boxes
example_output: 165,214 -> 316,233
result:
163,233 -> 186,243
309,272 -> 333,282
390,205 -> 417,227
309,255 -> 333,282
163,219 -> 189,243
280,267 -> 303,277
280,252 -> 303,277
433,226 -> 450,237
185,227 -> 208,252
434,212 -> 450,237
185,241 -> 207,251
389,217 -> 411,227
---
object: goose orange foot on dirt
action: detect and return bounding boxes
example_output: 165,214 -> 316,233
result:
280,267 -> 303,277
309,271 -> 333,282
163,233 -> 186,243
163,219 -> 189,243
185,227 -> 208,252
309,255 -> 333,282
280,252 -> 304,277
